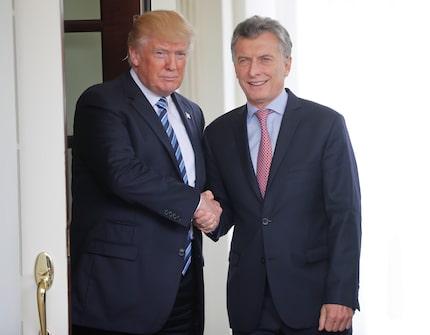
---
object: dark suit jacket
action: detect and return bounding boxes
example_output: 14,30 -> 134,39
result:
70,71 -> 206,334
203,89 -> 361,332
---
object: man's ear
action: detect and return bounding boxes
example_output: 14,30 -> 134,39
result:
128,47 -> 139,67
284,56 -> 292,77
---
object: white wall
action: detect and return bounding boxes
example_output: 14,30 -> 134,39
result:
179,2 -> 232,334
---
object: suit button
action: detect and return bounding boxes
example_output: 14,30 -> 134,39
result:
262,218 -> 271,225
179,249 -> 185,256
260,257 -> 266,264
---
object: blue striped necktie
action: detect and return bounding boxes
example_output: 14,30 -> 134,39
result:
156,97 -> 192,275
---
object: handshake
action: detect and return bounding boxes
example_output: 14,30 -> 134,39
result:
193,190 -> 222,233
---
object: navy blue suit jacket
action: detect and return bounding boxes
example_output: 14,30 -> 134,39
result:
203,89 -> 361,332
71,71 -> 206,334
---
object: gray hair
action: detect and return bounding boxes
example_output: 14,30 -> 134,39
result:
231,15 -> 292,61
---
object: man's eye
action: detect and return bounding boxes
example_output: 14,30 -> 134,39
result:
238,58 -> 250,65
154,51 -> 167,58
176,52 -> 187,59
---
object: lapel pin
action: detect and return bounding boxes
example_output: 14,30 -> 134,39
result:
185,112 -> 191,120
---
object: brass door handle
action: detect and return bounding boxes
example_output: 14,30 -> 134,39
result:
34,252 -> 54,335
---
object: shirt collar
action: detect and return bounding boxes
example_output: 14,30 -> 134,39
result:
246,89 -> 288,119
130,68 -> 172,108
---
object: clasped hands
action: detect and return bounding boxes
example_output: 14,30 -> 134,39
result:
193,190 -> 222,233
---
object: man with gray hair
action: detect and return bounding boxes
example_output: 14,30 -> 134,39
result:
197,15 -> 361,335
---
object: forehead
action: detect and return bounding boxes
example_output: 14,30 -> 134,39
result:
235,31 -> 280,56
145,36 -> 189,51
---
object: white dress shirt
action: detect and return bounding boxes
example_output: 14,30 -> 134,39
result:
130,69 -> 196,187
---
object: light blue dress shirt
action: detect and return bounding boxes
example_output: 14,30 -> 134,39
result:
247,89 -> 288,173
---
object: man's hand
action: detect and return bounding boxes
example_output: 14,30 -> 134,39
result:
318,304 -> 353,332
193,190 -> 222,233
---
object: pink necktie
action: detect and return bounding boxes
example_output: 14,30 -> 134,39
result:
255,109 -> 273,197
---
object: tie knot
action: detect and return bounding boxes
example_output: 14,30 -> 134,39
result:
156,97 -> 168,110
255,109 -> 272,123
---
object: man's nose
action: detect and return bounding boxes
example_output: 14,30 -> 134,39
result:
165,54 -> 177,69
248,59 -> 261,76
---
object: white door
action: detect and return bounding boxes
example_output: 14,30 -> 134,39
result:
1,0 -> 69,334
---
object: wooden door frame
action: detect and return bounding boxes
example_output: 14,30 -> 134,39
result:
64,0 -> 147,149
64,0 -> 142,83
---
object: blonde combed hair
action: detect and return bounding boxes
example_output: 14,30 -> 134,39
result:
128,10 -> 194,50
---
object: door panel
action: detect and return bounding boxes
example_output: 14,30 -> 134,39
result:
0,0 -> 21,332
64,32 -> 103,137
5,0 -> 69,334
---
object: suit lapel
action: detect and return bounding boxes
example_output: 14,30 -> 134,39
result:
266,89 -> 302,192
234,105 -> 263,199
122,72 -> 182,174
121,71 -> 205,190
171,93 -> 200,149
171,93 -> 205,190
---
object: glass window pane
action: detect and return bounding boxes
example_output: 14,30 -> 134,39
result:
64,32 -> 103,135
64,0 -> 100,20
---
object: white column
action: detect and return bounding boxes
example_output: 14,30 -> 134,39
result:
179,1 -> 233,334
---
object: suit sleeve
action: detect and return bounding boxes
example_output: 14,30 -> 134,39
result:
322,115 -> 361,310
202,129 -> 235,241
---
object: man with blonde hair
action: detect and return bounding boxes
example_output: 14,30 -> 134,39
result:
71,10 -> 221,335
